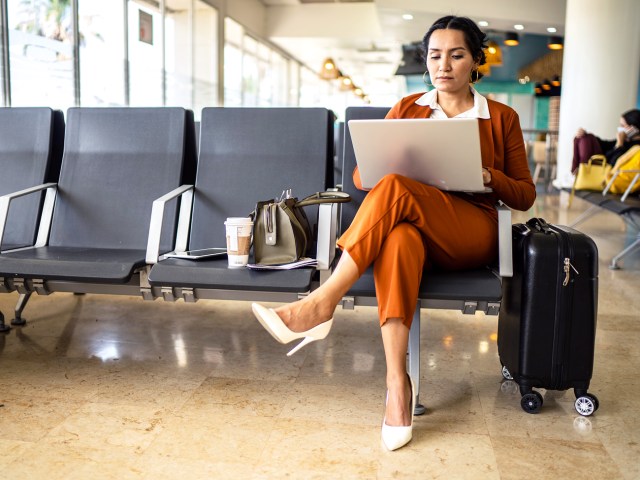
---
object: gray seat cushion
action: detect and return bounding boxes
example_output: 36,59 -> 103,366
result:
348,266 -> 502,301
0,247 -> 146,283
149,257 -> 315,292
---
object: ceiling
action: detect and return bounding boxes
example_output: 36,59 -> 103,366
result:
261,0 -> 567,98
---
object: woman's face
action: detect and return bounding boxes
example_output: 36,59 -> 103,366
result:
426,29 -> 476,95
620,117 -> 640,138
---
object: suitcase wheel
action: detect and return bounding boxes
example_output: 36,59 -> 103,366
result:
501,365 -> 513,380
574,393 -> 599,416
520,391 -> 543,414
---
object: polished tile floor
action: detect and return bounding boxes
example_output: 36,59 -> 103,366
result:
0,192 -> 639,479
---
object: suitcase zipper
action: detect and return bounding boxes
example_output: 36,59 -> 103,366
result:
563,258 -> 579,286
552,226 -> 576,389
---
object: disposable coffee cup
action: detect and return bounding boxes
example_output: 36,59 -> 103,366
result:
224,217 -> 253,268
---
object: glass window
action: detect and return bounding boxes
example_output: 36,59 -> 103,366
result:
300,66 -> 328,108
165,0 -> 191,109
242,50 -> 258,106
288,61 -> 300,106
0,6 -> 5,106
224,17 -> 301,108
223,17 -> 242,107
193,0 -> 218,114
78,0 -> 126,106
127,0 -> 162,106
257,53 -> 271,106
271,52 -> 288,106
223,43 -> 242,107
224,16 -> 242,45
8,0 -> 74,108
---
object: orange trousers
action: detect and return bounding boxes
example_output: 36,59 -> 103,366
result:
337,174 -> 498,329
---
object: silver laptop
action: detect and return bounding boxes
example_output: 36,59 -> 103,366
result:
347,118 -> 488,192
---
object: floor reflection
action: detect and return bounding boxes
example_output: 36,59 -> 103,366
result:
0,192 -> 638,479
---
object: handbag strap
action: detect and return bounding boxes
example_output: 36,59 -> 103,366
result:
295,191 -> 351,208
587,155 -> 607,167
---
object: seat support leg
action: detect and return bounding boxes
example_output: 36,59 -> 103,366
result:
609,233 -> 640,270
11,292 -> 31,326
408,306 -> 426,415
0,311 -> 9,333
569,204 -> 602,228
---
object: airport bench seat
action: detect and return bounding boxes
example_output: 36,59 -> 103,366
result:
339,106 -> 511,414
0,107 -> 195,324
569,185 -> 640,269
147,107 -> 335,302
0,107 -> 64,253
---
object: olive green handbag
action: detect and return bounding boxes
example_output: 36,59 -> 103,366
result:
252,190 -> 350,266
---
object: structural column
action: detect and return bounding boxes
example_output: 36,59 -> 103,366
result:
555,0 -> 640,188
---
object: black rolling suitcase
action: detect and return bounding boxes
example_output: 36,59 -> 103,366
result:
498,218 -> 600,416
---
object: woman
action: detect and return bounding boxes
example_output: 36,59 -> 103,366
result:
572,109 -> 640,173
252,15 -> 536,451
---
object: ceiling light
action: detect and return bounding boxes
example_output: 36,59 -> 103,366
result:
319,57 -> 339,80
485,40 -> 502,65
478,21 -> 489,27
402,13 -> 413,21
514,24 -> 524,30
504,32 -> 519,46
548,36 -> 563,50
339,75 -> 354,91
547,27 -> 557,33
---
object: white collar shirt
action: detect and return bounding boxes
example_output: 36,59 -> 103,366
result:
414,87 -> 491,119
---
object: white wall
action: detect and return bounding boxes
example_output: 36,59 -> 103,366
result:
555,0 -> 640,188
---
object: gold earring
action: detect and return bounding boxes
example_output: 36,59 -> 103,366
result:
422,71 -> 433,88
469,69 -> 480,84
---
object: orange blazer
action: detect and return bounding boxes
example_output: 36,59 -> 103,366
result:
353,93 -> 536,218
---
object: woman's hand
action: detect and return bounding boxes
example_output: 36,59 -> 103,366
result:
482,168 -> 492,184
615,129 -> 626,148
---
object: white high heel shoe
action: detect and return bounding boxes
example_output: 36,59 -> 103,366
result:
251,303 -> 333,356
381,375 -> 415,451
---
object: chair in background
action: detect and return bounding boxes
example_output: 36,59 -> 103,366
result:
0,107 -> 64,330
0,107 -> 196,327
530,138 -> 557,188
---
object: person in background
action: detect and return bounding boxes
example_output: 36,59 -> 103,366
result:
572,109 -> 640,173
251,15 -> 536,451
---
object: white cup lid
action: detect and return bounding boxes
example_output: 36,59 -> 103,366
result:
225,217 -> 253,225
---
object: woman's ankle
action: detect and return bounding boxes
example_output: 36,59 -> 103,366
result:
386,372 -> 409,390
275,296 -> 334,333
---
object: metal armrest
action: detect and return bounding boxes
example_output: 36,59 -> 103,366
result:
315,188 -> 342,271
620,170 -> 640,202
602,169 -> 640,202
145,184 -> 194,264
0,182 -> 57,250
602,171 -> 619,195
497,203 -> 513,277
